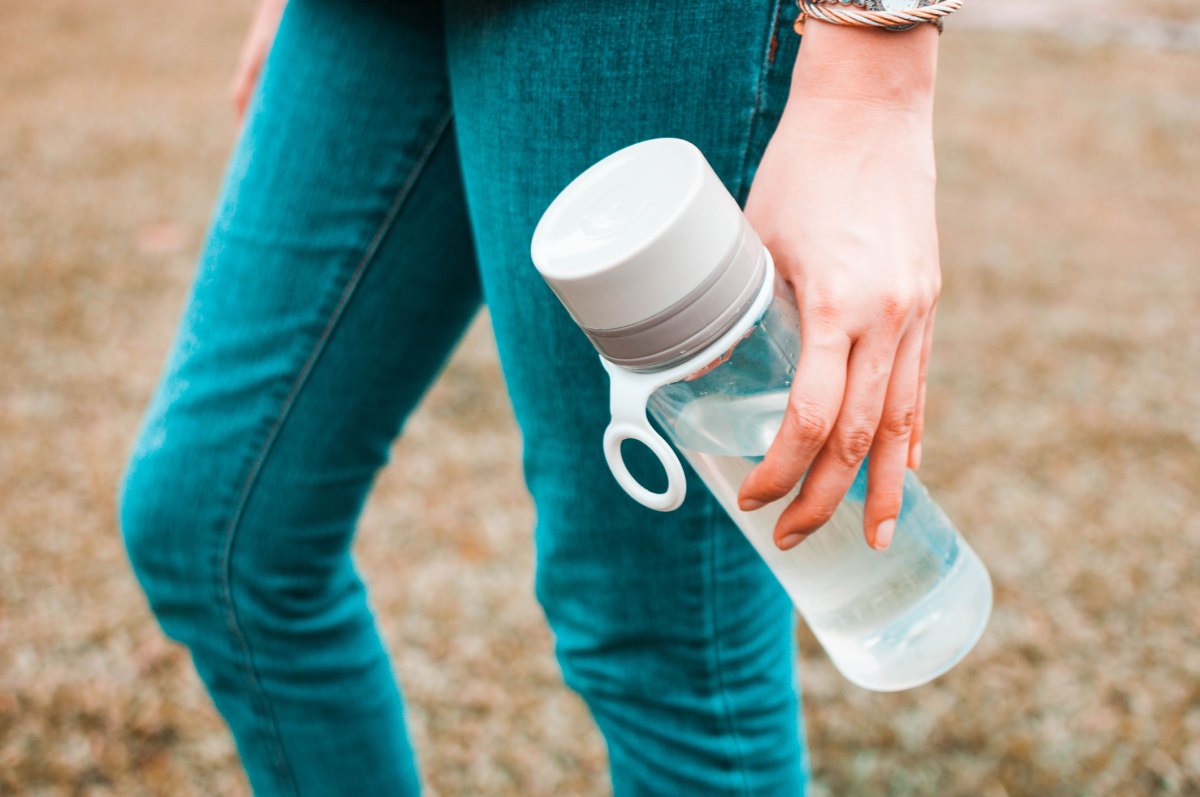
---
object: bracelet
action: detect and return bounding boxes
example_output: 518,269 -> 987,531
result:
793,0 -> 964,35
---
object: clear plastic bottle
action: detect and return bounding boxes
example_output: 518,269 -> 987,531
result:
532,137 -> 992,691
641,271 -> 992,691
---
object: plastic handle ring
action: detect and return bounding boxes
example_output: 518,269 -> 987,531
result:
602,420 -> 687,512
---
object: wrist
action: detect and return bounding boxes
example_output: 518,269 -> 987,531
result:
772,83 -> 936,174
788,17 -> 938,113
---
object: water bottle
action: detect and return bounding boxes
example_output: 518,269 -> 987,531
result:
530,138 -> 991,691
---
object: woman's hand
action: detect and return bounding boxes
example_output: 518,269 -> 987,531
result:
737,21 -> 942,552
230,0 -> 287,123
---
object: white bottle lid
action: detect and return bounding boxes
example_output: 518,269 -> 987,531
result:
531,138 -> 766,371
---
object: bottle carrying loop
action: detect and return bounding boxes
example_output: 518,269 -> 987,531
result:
601,365 -> 688,512
600,254 -> 777,512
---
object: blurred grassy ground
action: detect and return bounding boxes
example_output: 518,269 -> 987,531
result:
2,2 -> 1198,796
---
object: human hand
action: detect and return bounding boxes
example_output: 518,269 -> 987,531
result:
230,0 -> 287,123
736,22 -> 941,552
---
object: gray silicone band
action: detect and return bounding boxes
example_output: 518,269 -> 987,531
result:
583,222 -> 767,372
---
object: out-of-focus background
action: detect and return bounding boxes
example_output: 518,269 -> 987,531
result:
2,0 -> 1198,794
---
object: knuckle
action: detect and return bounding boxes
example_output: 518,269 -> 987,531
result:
915,290 -> 937,317
834,424 -> 875,466
808,296 -> 842,325
880,291 -> 909,316
805,282 -> 855,323
878,291 -> 913,329
881,407 -> 916,439
807,502 -> 840,529
759,469 -> 798,499
861,353 -> 892,380
786,403 -> 832,443
916,277 -> 941,311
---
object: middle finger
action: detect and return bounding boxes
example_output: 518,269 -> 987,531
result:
773,333 -> 900,548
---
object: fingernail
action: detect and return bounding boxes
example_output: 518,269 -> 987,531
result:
779,532 -> 806,550
874,519 -> 896,551
739,497 -> 766,511
911,442 -> 922,471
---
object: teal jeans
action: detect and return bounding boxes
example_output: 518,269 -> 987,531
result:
118,0 -> 807,793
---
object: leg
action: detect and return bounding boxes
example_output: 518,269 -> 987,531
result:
118,1 -> 476,793
443,1 -> 808,795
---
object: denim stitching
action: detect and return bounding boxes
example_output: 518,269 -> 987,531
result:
705,492 -> 753,797
713,4 -> 788,792
214,109 -> 455,796
734,0 -> 787,207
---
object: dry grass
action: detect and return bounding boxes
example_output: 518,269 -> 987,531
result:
2,2 -> 1198,795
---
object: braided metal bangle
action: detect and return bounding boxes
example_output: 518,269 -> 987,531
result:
793,0 -> 964,35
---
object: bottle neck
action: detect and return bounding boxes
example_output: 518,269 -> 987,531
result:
602,250 -> 778,381
595,256 -> 779,513
588,233 -> 770,372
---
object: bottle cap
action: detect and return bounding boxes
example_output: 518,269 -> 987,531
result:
531,138 -> 766,371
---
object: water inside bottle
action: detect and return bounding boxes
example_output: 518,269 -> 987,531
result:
662,391 -> 992,691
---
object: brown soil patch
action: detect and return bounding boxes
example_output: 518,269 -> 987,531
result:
3,2 -> 1198,795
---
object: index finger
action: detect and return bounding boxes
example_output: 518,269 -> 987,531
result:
738,323 -> 851,509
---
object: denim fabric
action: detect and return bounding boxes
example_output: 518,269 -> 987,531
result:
118,0 -> 807,794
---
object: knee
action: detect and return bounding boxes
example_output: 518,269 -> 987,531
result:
120,430 -> 364,641
531,512 -> 695,705
117,441 -> 215,640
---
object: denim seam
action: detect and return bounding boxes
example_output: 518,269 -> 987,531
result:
709,4 -> 787,792
705,494 -> 753,797
214,108 -> 455,797
734,0 -> 787,207
700,4 -> 787,792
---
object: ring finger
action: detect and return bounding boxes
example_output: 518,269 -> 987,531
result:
773,333 -> 900,548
